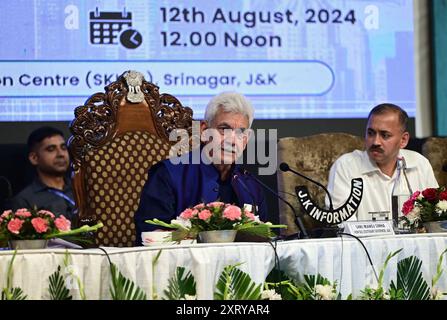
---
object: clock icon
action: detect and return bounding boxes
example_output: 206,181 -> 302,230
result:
120,29 -> 143,49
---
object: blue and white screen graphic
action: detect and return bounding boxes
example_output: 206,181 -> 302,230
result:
0,0 -> 415,121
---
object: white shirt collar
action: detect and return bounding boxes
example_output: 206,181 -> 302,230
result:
359,150 -> 381,174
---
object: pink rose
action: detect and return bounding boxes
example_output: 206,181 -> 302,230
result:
208,201 -> 225,208
198,209 -> 212,220
180,208 -> 197,219
223,205 -> 242,221
410,191 -> 421,201
55,215 -> 71,231
193,203 -> 205,210
402,199 -> 415,215
31,217 -> 49,233
245,210 -> 255,221
7,218 -> 24,234
15,209 -> 32,218
1,210 -> 13,219
38,210 -> 55,219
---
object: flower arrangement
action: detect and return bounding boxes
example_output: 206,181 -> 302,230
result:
401,187 -> 447,229
146,201 -> 286,241
0,208 -> 103,243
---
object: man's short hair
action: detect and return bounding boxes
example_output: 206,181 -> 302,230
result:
27,126 -> 65,152
368,103 -> 409,132
204,91 -> 254,128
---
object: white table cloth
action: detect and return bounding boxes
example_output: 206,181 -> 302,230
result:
1,233 -> 446,299
0,242 -> 276,300
276,233 -> 447,298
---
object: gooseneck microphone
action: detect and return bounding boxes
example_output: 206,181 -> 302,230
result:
0,176 -> 13,200
242,169 -> 309,239
399,156 -> 413,194
233,173 -> 257,215
279,162 -> 334,211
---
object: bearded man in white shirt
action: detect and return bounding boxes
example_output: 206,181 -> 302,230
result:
326,103 -> 438,221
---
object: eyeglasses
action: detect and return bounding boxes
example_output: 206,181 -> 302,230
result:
215,125 -> 250,139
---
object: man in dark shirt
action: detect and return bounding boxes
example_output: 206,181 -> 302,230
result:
134,92 -> 268,245
10,127 -> 76,221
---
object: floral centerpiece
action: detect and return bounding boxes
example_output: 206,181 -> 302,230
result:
146,201 -> 286,242
0,208 -> 103,247
401,187 -> 447,230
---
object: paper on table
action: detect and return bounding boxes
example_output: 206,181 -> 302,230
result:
47,238 -> 83,249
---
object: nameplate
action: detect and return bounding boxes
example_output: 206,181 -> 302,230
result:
343,220 -> 395,238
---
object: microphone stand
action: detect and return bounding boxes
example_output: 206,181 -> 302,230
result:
243,169 -> 309,239
279,162 -> 334,211
399,157 -> 413,194
232,173 -> 257,216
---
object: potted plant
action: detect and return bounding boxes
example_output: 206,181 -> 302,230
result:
0,208 -> 103,249
401,187 -> 447,232
146,201 -> 286,243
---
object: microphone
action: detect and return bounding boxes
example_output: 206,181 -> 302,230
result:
232,173 -> 257,215
398,156 -> 413,194
0,176 -> 13,200
0,176 -> 13,212
242,169 -> 309,239
279,162 -> 333,210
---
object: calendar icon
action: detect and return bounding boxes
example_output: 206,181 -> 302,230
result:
89,8 -> 132,45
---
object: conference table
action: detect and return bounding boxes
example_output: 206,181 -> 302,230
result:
1,233 -> 446,300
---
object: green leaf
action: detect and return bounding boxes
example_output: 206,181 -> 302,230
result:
390,255 -> 430,300
378,248 -> 402,288
48,265 -> 72,300
44,222 -> 104,240
264,268 -> 297,300
1,250 -> 27,300
163,267 -> 197,300
1,287 -> 27,300
302,274 -> 337,299
109,263 -> 147,300
214,264 -> 262,300
236,224 -> 272,238
235,223 -> 287,238
432,248 -> 447,287
145,219 -> 185,230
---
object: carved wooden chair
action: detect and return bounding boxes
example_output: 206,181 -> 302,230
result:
68,70 -> 193,247
422,137 -> 447,187
277,133 -> 364,236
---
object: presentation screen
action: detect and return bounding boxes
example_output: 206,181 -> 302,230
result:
0,0 -> 415,121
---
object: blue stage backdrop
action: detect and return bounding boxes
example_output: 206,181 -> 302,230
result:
0,0 -> 415,121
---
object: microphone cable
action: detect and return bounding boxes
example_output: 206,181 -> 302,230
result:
338,232 -> 345,298
278,185 -> 379,294
267,238 -> 285,298
277,189 -> 299,198
337,232 -> 379,284
97,246 -> 113,266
